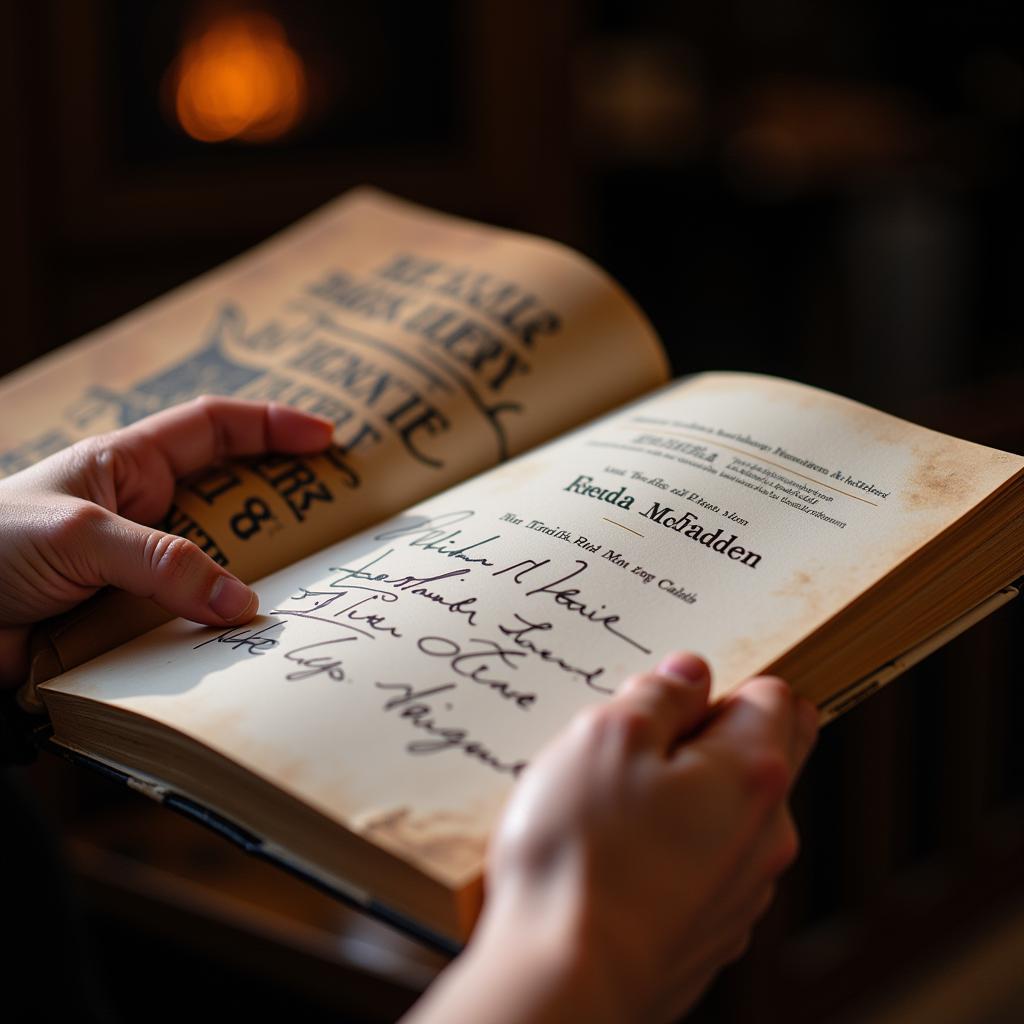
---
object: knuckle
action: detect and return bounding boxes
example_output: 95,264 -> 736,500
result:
753,674 -> 792,702
614,671 -> 696,712
617,672 -> 650,696
575,702 -> 654,750
762,674 -> 791,693
43,501 -> 107,548
613,706 -> 657,748
69,434 -> 111,461
146,533 -> 202,584
190,394 -> 218,415
637,674 -> 686,703
66,434 -> 115,478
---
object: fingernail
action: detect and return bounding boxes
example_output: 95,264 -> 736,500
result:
656,652 -> 708,684
209,576 -> 257,621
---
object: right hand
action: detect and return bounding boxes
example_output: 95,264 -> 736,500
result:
463,652 -> 818,1024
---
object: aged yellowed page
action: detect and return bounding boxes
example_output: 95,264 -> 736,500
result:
41,373 -> 1024,919
1,188 -> 667,677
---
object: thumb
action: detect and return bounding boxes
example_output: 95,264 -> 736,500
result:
614,651 -> 712,754
90,510 -> 258,626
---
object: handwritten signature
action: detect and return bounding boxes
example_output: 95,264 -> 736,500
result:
374,510 -> 500,567
497,614 -> 611,694
417,635 -> 536,709
270,588 -> 403,640
193,620 -> 284,654
375,681 -> 527,775
283,637 -> 356,681
492,557 -> 651,655
328,549 -> 481,626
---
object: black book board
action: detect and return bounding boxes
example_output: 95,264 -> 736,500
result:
35,727 -> 463,959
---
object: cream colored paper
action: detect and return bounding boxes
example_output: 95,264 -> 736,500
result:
0,188 -> 667,676
41,373 -> 1024,889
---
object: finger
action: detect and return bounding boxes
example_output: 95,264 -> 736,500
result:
34,400 -> 335,521
701,676 -> 803,775
89,510 -> 258,625
128,397 -> 335,478
613,652 -> 712,754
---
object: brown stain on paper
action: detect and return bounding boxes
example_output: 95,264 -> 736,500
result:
902,441 -> 978,513
357,807 -> 488,877
772,569 -> 822,614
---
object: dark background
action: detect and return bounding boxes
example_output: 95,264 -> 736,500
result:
2,2 -> 1023,1022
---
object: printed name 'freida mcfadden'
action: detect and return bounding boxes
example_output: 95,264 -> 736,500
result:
564,475 -> 763,569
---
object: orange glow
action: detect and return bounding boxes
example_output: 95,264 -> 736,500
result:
167,12 -> 307,143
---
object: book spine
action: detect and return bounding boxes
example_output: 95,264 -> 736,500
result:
38,734 -> 462,957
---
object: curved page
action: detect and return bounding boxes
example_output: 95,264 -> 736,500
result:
0,189 -> 667,678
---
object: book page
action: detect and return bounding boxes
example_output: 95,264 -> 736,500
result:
41,373 -> 1024,887
2,188 -> 667,675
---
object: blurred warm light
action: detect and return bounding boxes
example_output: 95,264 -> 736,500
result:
727,80 -> 922,193
165,12 -> 307,143
576,39 -> 703,158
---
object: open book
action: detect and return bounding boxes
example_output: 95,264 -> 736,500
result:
4,190 -> 1022,947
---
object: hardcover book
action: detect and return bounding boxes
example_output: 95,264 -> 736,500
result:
3,189 -> 1021,946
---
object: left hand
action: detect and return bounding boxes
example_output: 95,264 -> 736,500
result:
0,397 -> 334,685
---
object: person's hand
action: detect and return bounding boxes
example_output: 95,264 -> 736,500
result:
0,397 -> 333,685
406,653 -> 817,1024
